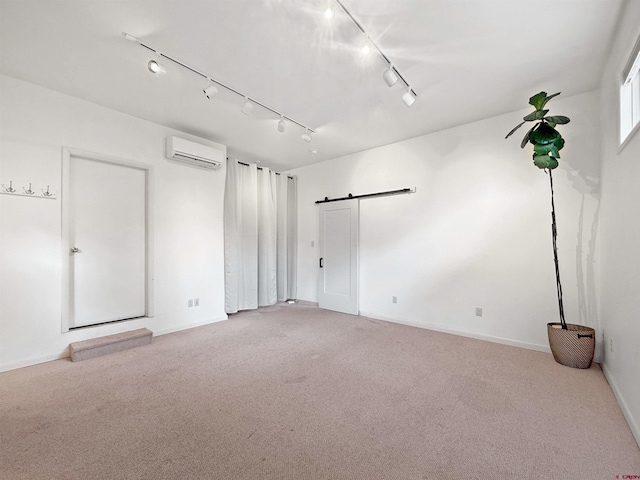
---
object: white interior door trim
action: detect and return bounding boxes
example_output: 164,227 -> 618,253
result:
61,147 -> 155,333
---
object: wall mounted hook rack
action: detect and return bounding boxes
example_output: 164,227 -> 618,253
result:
1,181 -> 57,199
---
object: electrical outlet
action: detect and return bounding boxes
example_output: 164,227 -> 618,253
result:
194,298 -> 199,307
475,307 -> 483,317
188,299 -> 193,308
392,296 -> 397,304
609,338 -> 613,353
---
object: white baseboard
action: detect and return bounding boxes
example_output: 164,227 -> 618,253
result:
0,351 -> 69,373
0,316 -> 229,373
151,315 -> 228,337
295,300 -> 319,307
359,311 -> 551,354
602,363 -> 640,449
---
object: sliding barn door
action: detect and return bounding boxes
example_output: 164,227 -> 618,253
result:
318,199 -> 359,315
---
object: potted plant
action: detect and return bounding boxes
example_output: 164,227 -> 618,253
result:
506,91 -> 595,369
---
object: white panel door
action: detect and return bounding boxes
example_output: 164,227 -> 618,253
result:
68,156 -> 146,328
318,200 -> 358,315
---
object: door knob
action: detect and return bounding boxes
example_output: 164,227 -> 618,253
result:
70,247 -> 80,253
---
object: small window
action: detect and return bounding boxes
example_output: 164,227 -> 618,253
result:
620,35 -> 640,145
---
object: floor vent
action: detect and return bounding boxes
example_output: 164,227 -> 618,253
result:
69,328 -> 153,362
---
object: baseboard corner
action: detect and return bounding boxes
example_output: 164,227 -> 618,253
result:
601,363 -> 640,449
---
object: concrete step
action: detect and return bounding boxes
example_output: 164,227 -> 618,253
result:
69,328 -> 153,362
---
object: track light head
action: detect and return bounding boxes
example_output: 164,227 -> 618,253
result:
383,67 -> 398,87
147,59 -> 166,75
123,32 -> 138,43
301,130 -> 312,143
241,99 -> 253,115
324,0 -> 336,19
361,37 -> 372,55
401,88 -> 416,107
278,118 -> 286,133
203,83 -> 218,99
324,3 -> 334,19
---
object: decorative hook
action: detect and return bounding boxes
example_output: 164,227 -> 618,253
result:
2,181 -> 16,193
0,181 -> 55,198
23,183 -> 35,195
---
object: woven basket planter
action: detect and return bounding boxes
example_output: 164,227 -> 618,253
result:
547,323 -> 595,369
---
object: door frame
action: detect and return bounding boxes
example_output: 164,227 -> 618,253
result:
60,147 -> 155,333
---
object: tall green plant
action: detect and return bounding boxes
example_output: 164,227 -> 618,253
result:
506,92 -> 571,330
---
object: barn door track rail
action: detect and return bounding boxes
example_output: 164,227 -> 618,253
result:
315,187 -> 415,204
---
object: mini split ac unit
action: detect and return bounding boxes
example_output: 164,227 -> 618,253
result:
165,136 -> 223,170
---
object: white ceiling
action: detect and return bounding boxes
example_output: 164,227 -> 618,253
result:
0,0 -> 625,171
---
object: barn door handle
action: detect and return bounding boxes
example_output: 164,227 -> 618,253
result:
319,257 -> 324,268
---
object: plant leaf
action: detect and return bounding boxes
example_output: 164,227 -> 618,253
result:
523,109 -> 548,121
529,92 -> 548,110
531,123 -> 560,145
505,121 -> 525,139
540,92 -> 561,109
533,154 -> 559,170
533,154 -> 551,169
534,137 -> 564,158
553,135 -> 565,153
545,115 -> 570,125
520,124 -> 536,148
534,143 -> 555,156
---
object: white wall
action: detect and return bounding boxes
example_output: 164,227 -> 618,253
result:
288,91 -> 602,354
598,0 -> 640,446
0,75 -> 227,371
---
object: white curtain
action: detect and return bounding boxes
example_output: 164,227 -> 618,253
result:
224,159 -> 297,314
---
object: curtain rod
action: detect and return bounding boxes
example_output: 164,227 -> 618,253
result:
315,187 -> 415,204
233,159 -> 294,179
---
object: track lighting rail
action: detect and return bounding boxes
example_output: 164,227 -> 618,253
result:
334,0 -> 416,97
125,33 -> 316,133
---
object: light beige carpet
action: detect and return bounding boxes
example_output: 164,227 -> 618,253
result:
1,303 -> 639,479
